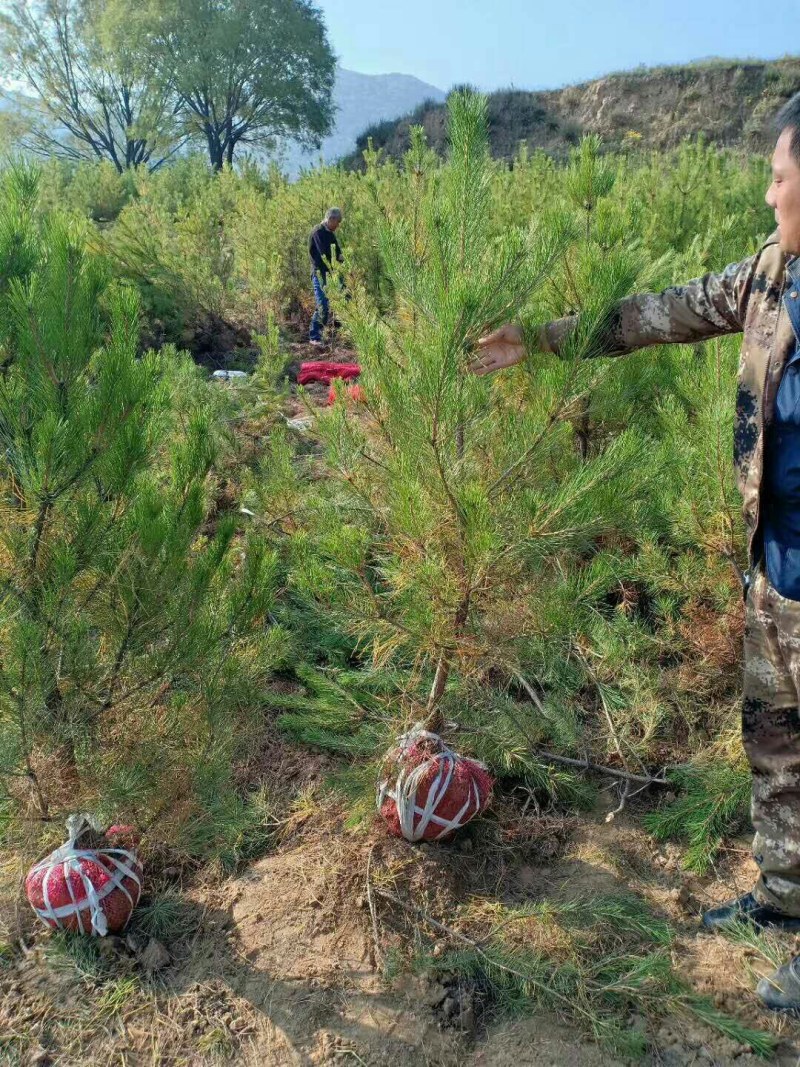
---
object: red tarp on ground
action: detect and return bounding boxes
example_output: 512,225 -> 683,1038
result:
298,361 -> 361,386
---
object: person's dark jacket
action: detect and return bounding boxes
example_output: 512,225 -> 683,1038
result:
309,223 -> 343,283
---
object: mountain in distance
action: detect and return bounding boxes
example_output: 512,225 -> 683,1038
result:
8,57 -> 800,176
341,56 -> 800,166
275,66 -> 446,176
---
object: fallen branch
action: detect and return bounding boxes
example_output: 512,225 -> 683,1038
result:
511,671 -> 550,718
605,778 -> 632,823
536,748 -> 669,787
498,698 -> 669,788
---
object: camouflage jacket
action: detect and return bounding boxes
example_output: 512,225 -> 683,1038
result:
540,233 -> 798,564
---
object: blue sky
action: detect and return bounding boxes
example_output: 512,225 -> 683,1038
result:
315,0 -> 796,92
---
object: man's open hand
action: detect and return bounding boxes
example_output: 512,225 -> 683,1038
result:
469,322 -> 525,375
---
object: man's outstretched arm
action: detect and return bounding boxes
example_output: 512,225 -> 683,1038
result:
471,256 -> 758,374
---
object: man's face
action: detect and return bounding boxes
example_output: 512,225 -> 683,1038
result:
328,217 -> 341,232
767,129 -> 800,255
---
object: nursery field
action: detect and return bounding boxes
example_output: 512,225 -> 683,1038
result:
1,93 -> 798,1064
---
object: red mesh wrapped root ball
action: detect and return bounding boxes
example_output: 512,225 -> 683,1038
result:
377,727 -> 494,842
104,824 -> 142,850
26,815 -> 143,936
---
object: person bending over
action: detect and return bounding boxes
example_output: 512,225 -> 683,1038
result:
308,207 -> 344,346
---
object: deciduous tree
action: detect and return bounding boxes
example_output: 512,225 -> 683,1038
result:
143,0 -> 336,170
0,0 -> 183,171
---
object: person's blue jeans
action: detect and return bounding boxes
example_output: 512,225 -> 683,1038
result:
309,273 -> 329,342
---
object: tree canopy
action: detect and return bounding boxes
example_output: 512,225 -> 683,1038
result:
0,0 -> 183,171
0,0 -> 336,172
142,0 -> 336,170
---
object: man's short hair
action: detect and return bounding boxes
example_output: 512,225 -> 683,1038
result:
325,207 -> 342,223
776,92 -> 800,161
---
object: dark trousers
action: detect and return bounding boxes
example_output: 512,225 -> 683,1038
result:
309,273 -> 329,342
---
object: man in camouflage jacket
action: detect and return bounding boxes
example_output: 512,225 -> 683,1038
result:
473,93 -> 800,1015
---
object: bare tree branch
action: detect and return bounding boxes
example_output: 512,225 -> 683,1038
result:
1,0 -> 181,172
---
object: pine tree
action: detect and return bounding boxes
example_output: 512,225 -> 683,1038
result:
280,92 -> 648,758
0,167 -> 283,859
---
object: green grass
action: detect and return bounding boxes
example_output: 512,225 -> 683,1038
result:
45,932 -> 114,981
96,975 -> 141,1017
129,889 -> 198,943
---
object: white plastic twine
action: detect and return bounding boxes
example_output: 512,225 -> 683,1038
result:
29,814 -> 142,937
377,726 -> 489,842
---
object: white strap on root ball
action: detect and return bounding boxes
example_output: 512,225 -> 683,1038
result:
26,814 -> 143,937
377,726 -> 493,843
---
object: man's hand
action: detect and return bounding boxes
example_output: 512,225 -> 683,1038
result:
469,323 -> 525,375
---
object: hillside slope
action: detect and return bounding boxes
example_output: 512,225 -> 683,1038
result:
346,57 -> 800,164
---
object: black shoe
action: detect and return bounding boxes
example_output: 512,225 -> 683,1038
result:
757,956 -> 800,1016
702,892 -> 800,932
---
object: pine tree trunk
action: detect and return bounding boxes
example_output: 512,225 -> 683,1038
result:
27,765 -> 50,819
426,592 -> 471,733
45,685 -> 80,787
